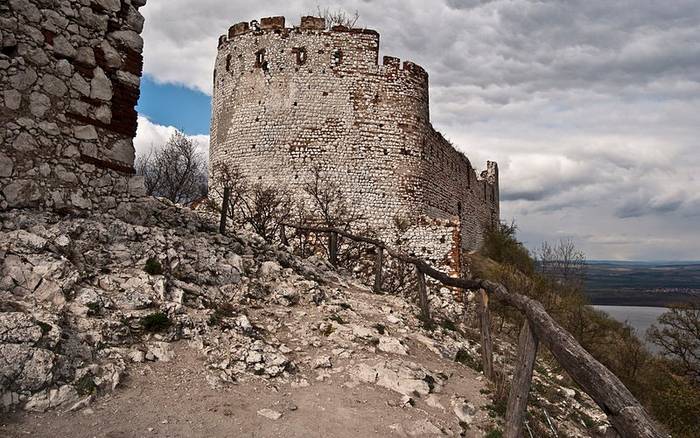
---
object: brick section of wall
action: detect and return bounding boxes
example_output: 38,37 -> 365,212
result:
0,0 -> 148,211
210,16 -> 499,273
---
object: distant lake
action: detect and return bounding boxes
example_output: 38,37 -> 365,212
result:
593,305 -> 668,352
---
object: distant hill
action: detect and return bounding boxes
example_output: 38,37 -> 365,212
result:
584,261 -> 700,306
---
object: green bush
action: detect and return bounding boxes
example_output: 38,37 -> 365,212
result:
141,312 -> 171,332
75,374 -> 97,396
441,318 -> 457,332
481,221 -> 534,275
484,428 -> 503,438
144,257 -> 163,275
36,321 -> 52,334
455,348 -> 482,372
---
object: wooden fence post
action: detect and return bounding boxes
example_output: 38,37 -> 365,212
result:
373,247 -> 384,293
329,231 -> 338,266
416,267 -> 431,323
219,187 -> 231,235
504,320 -> 539,438
478,289 -> 494,380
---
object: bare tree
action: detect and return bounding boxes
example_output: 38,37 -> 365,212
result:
315,6 -> 359,28
135,149 -> 160,196
237,183 -> 294,242
648,303 -> 700,383
210,162 -> 248,221
135,130 -> 207,205
302,165 -> 361,229
536,239 -> 586,289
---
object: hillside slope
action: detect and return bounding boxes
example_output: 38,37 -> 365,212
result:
1,200 -> 607,437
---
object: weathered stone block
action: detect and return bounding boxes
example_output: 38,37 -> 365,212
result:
90,67 -> 113,101
51,34 -> 76,59
2,180 -> 41,207
3,90 -> 22,110
0,153 -> 13,178
260,16 -> 285,30
95,0 -> 121,12
74,125 -> 98,140
12,132 -> 37,152
9,68 -> 37,90
109,30 -> 144,51
229,22 -> 249,37
110,139 -> 135,165
75,47 -> 96,66
29,92 -> 51,117
300,16 -> 326,30
42,74 -> 68,97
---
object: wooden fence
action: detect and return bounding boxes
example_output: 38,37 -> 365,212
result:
278,223 -> 664,438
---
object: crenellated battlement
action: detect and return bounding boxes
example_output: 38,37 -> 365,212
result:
216,16 -> 428,90
220,16 -> 381,42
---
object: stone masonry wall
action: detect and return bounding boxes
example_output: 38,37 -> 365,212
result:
210,16 -> 499,274
0,0 -> 147,212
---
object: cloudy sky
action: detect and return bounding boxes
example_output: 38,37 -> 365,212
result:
134,0 -> 700,261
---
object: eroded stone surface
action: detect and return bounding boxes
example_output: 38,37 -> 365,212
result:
0,0 -> 147,212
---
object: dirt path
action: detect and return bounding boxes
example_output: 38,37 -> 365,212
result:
1,342 -> 492,438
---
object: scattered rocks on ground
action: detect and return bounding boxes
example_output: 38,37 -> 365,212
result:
0,204 -> 609,436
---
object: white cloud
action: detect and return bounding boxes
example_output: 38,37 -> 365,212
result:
137,0 -> 700,260
134,115 -> 210,159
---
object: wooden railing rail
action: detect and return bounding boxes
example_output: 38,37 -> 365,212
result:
281,223 -> 664,438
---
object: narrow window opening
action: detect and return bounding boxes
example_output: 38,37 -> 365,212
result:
457,202 -> 463,217
225,54 -> 232,72
294,47 -> 308,65
255,49 -> 268,71
331,49 -> 343,66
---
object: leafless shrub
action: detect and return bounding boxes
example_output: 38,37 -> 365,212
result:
648,303 -> 700,383
293,165 -> 371,269
535,238 -> 586,290
135,130 -> 207,205
315,6 -> 359,28
210,162 -> 248,223
237,183 -> 294,243
302,165 -> 362,229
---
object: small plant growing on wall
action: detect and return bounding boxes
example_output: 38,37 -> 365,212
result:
144,258 -> 163,275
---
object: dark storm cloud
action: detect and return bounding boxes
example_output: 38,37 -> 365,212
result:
137,0 -> 700,259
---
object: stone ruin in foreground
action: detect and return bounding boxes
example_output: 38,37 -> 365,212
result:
210,16 -> 500,275
0,0 -> 147,213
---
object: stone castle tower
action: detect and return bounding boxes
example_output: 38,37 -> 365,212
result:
210,16 -> 499,274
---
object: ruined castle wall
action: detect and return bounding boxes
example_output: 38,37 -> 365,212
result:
211,17 -> 498,271
0,0 -> 147,212
420,127 -> 500,252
